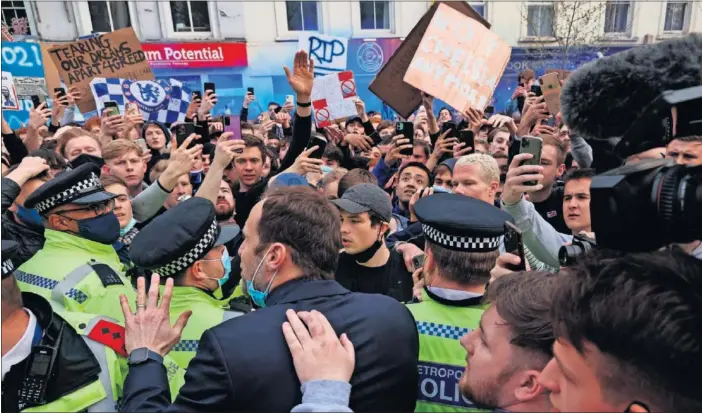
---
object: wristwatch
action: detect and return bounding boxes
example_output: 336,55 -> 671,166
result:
128,347 -> 164,366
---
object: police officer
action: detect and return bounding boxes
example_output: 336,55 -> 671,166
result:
1,240 -> 129,412
16,164 -> 136,322
408,193 -> 512,412
129,197 -> 248,369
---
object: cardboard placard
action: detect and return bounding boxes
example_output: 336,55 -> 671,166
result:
403,4 -> 511,112
298,33 -> 349,77
1,72 -> 20,110
40,42 -> 63,99
48,27 -> 154,113
311,71 -> 358,128
368,1 -> 489,119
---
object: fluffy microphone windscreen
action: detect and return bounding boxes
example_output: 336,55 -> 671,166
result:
560,34 -> 702,141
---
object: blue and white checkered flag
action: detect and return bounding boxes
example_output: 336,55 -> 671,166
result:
90,78 -> 191,124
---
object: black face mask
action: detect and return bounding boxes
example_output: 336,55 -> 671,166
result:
348,239 -> 384,263
70,153 -> 105,169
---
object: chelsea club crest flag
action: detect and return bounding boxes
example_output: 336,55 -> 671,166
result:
90,78 -> 191,124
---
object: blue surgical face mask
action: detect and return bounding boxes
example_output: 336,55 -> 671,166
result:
202,248 -> 232,289
16,204 -> 43,228
320,165 -> 333,174
120,218 -> 137,236
64,212 -> 121,244
246,246 -> 278,308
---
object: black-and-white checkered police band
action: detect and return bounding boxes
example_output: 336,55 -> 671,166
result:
422,225 -> 501,252
153,219 -> 219,277
34,172 -> 102,214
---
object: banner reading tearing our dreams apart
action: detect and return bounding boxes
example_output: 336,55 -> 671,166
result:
90,77 -> 191,124
311,71 -> 358,128
49,27 -> 154,113
298,33 -> 349,77
403,3 -> 510,112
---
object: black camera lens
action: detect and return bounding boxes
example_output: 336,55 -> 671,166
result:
558,245 -> 580,267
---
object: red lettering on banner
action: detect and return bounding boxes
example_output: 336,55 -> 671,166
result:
141,43 -> 248,69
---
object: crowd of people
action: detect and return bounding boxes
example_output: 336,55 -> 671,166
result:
1,33 -> 701,413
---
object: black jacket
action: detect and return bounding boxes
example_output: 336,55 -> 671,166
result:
234,113 -> 311,228
1,177 -> 45,264
2,293 -> 103,412
121,278 -> 419,412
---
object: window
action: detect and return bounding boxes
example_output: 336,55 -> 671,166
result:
285,1 -> 319,31
169,1 -> 211,33
1,1 -> 35,36
470,1 -> 486,18
526,3 -> 554,37
359,1 -> 390,30
663,2 -> 688,32
604,1 -> 631,34
88,1 -> 131,32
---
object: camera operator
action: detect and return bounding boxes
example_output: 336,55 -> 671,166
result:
666,135 -> 702,166
665,135 -> 702,258
539,248 -> 702,412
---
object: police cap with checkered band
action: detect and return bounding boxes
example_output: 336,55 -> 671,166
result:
414,193 -> 513,252
24,163 -> 118,215
129,197 -> 240,277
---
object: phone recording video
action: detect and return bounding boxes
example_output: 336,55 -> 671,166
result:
504,222 -> 526,271
458,130 -> 475,153
396,121 -> 414,156
103,100 -> 120,117
307,134 -> 328,159
441,121 -> 458,139
174,123 -> 197,149
54,88 -> 68,106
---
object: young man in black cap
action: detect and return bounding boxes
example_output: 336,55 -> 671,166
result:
15,163 -> 137,322
0,240 -> 181,411
407,192 -> 513,411
129,197 -> 245,369
332,183 -> 413,302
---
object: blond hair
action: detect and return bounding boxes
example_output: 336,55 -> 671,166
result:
455,153 -> 500,185
57,127 -> 102,158
103,139 -> 143,162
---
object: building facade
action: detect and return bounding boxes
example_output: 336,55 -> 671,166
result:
2,0 -> 700,121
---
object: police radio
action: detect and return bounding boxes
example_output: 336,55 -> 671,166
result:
19,324 -> 64,405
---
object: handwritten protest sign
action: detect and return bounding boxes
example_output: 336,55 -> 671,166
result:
369,1 -> 489,118
40,42 -> 63,99
1,72 -> 20,111
403,4 -> 510,112
311,71 -> 358,128
298,33 -> 348,77
49,27 -> 154,113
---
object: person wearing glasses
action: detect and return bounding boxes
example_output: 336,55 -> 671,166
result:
15,163 -> 137,322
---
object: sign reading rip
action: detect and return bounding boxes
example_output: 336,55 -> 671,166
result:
48,27 -> 154,113
298,33 -> 348,77
403,3 -> 511,112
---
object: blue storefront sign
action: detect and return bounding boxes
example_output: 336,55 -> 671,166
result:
1,41 -> 45,129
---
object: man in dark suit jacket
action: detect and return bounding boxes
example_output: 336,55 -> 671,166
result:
120,184 -> 419,412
